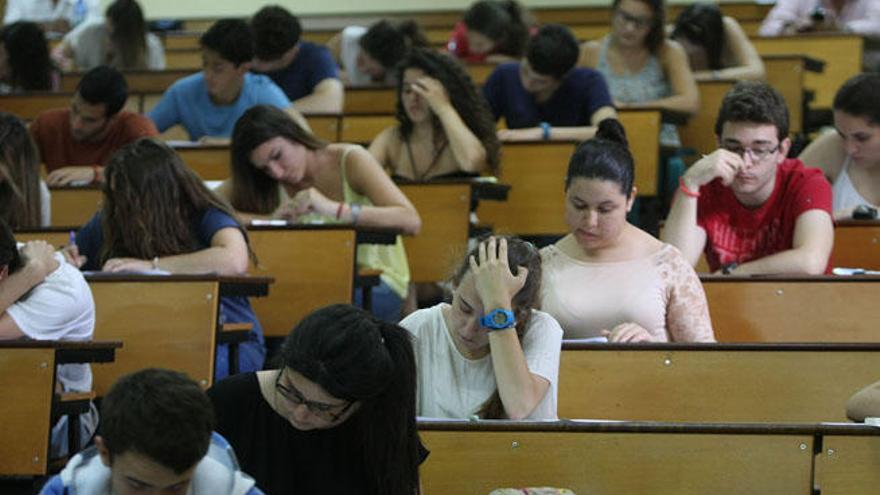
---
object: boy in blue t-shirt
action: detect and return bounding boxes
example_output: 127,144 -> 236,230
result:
482,24 -> 617,142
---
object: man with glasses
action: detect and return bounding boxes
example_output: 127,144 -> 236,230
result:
663,81 -> 833,275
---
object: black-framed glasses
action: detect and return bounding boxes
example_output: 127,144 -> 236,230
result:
274,370 -> 354,422
614,9 -> 653,30
722,144 -> 781,162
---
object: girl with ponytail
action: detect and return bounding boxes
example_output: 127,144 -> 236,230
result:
328,20 -> 429,86
208,304 -> 423,495
447,0 -> 533,63
539,119 -> 715,343
400,235 -> 563,420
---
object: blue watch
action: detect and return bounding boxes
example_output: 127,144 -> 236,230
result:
480,308 -> 516,330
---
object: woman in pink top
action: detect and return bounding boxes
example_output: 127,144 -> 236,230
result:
539,119 -> 715,343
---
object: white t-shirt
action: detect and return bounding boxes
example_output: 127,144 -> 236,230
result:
400,303 -> 562,420
62,17 -> 166,70
340,25 -> 395,86
40,180 -> 51,227
3,0 -> 100,26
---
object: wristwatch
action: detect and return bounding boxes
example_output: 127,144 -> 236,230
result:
721,262 -> 738,275
480,308 -> 516,330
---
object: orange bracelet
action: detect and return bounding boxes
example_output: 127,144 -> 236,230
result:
679,177 -> 700,198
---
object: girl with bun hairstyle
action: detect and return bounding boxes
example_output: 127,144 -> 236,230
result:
540,119 -> 715,343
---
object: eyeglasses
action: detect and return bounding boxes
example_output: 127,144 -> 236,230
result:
722,144 -> 781,162
614,10 -> 653,30
274,370 -> 354,422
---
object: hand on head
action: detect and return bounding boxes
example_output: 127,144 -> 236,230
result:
21,240 -> 60,277
469,237 -> 529,309
683,148 -> 745,189
409,76 -> 451,112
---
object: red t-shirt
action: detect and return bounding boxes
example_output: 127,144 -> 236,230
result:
447,21 -> 490,63
697,158 -> 833,273
30,108 -> 158,172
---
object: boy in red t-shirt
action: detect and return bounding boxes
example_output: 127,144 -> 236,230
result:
662,81 -> 833,275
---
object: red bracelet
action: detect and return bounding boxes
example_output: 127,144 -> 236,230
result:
335,202 -> 345,220
91,165 -> 102,184
679,177 -> 701,198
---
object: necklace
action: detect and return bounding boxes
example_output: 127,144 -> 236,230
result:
404,137 -> 448,181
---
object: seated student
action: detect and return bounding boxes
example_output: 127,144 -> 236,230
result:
448,0 -> 532,63
400,236 -> 562,420
847,380 -> 880,422
3,0 -> 100,34
482,24 -> 617,142
41,368 -> 263,495
580,0 -> 699,146
220,105 -> 421,322
52,0 -> 166,71
64,138 -> 266,380
540,119 -> 714,342
671,2 -> 766,82
662,81 -> 834,275
799,73 -> 880,220
0,113 -> 50,228
250,6 -> 344,114
30,65 -> 158,186
327,20 -> 429,86
208,304 -> 425,495
147,19 -> 302,142
369,48 -> 500,180
0,21 -> 59,93
0,220 -> 96,459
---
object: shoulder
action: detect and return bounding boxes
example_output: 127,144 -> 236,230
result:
579,40 -> 602,66
567,67 -> 607,87
33,108 -> 69,129
201,208 -> 242,231
167,73 -> 204,94
115,111 -> 158,133
342,25 -> 367,40
525,310 -> 564,340
658,39 -> 689,62
399,304 -> 444,337
782,159 -> 832,188
207,372 -> 260,406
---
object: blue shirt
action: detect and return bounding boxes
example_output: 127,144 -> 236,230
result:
259,41 -> 339,102
482,63 -> 613,128
147,72 -> 290,140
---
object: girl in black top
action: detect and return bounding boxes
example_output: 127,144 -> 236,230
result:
208,304 -> 424,495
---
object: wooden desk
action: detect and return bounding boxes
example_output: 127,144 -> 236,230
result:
49,186 -> 101,227
172,144 -> 230,180
344,86 -> 396,115
702,275 -> 880,342
763,54 -> 824,135
833,220 -> 880,270
816,435 -> 880,495
14,226 -> 77,248
0,92 -> 140,120
339,114 -> 396,144
60,68 -> 193,93
164,48 -> 201,70
558,342 -> 880,422
680,79 -> 737,155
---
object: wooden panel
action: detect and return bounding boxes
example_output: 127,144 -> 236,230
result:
703,279 -> 880,342
464,63 -> 496,85
306,114 -> 341,142
162,32 -> 201,50
816,436 -> 880,494
13,230 -> 72,248
680,80 -> 736,155
339,115 -> 396,144
763,55 -> 805,134
833,223 -> 880,270
60,69 -> 191,93
164,48 -> 202,70
50,187 -> 102,227
300,30 -> 337,44
90,280 -> 218,394
398,183 -> 470,283
0,348 -> 54,475
0,93 -> 141,120
343,87 -> 396,114
248,229 -> 356,337
175,147 -> 230,180
618,109 -> 661,196
571,24 -> 609,42
421,429 -> 812,494
558,348 -> 880,422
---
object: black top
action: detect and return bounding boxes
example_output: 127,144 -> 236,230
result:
208,372 -> 427,495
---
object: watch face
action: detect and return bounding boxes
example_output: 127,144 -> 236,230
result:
492,311 -> 508,325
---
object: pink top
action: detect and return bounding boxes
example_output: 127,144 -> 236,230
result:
540,243 -> 715,342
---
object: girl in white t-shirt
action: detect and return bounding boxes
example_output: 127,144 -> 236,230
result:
400,236 -> 562,420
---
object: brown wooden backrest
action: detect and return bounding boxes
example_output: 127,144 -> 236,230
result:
0,348 -> 55,475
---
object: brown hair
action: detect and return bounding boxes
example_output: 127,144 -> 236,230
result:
0,112 -> 42,228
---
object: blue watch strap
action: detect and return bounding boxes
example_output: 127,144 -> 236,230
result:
480,308 -> 516,330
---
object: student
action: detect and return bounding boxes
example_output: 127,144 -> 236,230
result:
0,21 -> 58,93
41,368 -> 263,495
482,24 -> 617,142
369,48 -> 500,180
540,119 -> 714,342
327,20 -> 429,86
447,0 -> 531,63
208,304 -> 425,495
847,380 -> 880,422
3,0 -> 101,34
662,81 -> 834,275
581,0 -> 699,146
221,105 -> 421,322
670,2 -> 766,82
401,236 -> 562,419
759,0 -> 880,37
0,220 -> 96,459
30,65 -> 158,186
250,6 -> 344,114
147,19 -> 299,142
799,73 -> 880,220
64,138 -> 266,379
52,0 -> 166,71
0,113 -> 49,228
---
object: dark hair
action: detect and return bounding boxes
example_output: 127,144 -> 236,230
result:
833,73 -> 880,126
463,0 -> 530,58
714,81 -> 789,141
99,138 -> 249,266
279,304 -> 420,495
359,20 -> 429,70
612,0 -> 666,54
230,105 -> 327,214
0,220 -> 23,274
565,119 -> 634,195
671,3 -> 725,70
0,21 -> 53,91
251,5 -> 302,61
200,19 -> 253,67
526,24 -> 579,80
77,65 -> 128,117
99,368 -> 214,474
0,112 -> 42,228
395,48 -> 500,174
105,0 -> 149,70
450,235 -> 542,419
